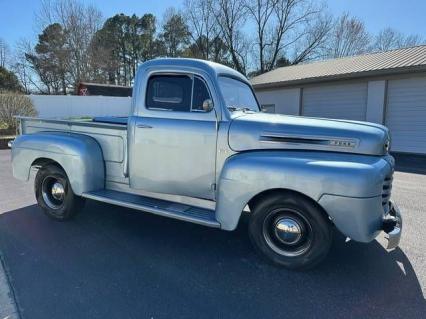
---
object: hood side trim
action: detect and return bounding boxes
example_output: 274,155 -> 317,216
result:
260,131 -> 359,149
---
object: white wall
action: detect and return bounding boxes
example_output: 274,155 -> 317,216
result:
255,88 -> 300,115
29,95 -> 132,118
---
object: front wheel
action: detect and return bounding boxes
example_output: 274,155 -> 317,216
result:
249,192 -> 332,270
35,164 -> 85,220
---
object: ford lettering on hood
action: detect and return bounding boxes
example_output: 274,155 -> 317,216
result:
228,112 -> 390,156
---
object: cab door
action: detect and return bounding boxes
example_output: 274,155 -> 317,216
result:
129,73 -> 218,200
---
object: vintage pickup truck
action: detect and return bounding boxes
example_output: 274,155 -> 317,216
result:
10,58 -> 402,269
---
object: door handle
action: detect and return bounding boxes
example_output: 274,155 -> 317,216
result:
137,124 -> 153,129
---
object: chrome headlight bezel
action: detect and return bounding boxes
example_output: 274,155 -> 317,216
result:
384,138 -> 391,153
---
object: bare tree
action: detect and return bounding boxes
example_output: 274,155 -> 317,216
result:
11,61 -> 32,94
0,38 -> 10,68
325,12 -> 371,58
245,0 -> 275,73
36,0 -> 103,85
373,28 -> 423,52
211,0 -> 248,74
12,39 -> 46,94
291,12 -> 333,64
247,0 -> 329,73
269,0 -> 323,67
184,0 -> 218,60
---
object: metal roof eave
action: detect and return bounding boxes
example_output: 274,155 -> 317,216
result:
251,64 -> 426,90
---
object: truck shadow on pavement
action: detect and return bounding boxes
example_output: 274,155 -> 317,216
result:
0,201 -> 424,319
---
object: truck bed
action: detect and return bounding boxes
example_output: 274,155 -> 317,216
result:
18,116 -> 129,185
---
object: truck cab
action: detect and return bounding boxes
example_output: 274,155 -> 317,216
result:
10,58 -> 402,270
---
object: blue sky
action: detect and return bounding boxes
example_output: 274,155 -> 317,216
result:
0,0 -> 425,49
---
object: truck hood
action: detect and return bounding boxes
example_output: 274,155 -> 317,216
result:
228,113 -> 390,156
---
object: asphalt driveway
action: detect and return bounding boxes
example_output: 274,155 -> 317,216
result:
0,149 -> 425,319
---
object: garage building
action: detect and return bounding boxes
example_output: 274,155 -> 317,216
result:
251,45 -> 426,154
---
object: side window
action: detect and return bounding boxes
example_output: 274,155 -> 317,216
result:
192,77 -> 211,111
146,74 -> 212,112
146,75 -> 192,111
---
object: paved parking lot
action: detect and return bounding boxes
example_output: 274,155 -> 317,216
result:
0,149 -> 425,319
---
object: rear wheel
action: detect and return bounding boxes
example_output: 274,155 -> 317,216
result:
35,164 -> 85,220
249,192 -> 332,270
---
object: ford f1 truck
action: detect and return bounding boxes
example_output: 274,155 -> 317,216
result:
10,58 -> 402,269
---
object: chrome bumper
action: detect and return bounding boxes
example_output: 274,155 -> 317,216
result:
383,202 -> 402,250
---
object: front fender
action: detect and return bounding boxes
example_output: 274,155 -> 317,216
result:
215,151 -> 392,232
11,132 -> 104,195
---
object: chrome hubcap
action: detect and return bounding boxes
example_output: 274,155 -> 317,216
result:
42,177 -> 66,209
262,208 -> 313,257
51,182 -> 65,201
274,217 -> 303,245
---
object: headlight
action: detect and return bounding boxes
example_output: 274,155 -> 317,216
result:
384,139 -> 391,153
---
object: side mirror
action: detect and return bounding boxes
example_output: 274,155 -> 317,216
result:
202,99 -> 214,112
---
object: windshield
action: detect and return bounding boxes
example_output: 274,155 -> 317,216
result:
218,76 -> 260,112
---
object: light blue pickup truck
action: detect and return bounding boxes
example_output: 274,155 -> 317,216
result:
10,59 -> 402,269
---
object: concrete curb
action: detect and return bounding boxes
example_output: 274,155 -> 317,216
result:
0,255 -> 19,319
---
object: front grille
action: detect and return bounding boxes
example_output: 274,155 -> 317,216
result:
382,172 -> 393,211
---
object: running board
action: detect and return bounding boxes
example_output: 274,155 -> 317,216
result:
82,189 -> 220,228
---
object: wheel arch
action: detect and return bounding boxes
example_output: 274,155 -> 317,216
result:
31,157 -> 64,170
247,188 -> 331,223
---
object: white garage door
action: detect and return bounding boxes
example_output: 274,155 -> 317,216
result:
385,77 -> 426,154
303,83 -> 368,121
255,88 -> 300,115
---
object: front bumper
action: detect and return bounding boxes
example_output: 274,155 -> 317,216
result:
383,201 -> 402,250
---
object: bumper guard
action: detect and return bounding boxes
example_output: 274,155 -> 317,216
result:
383,202 -> 402,250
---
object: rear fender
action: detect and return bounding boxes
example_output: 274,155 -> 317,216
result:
11,132 -> 104,195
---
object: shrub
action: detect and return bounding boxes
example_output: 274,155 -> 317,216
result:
0,92 -> 37,133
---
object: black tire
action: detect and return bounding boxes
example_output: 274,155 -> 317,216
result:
34,164 -> 85,221
249,192 -> 332,270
